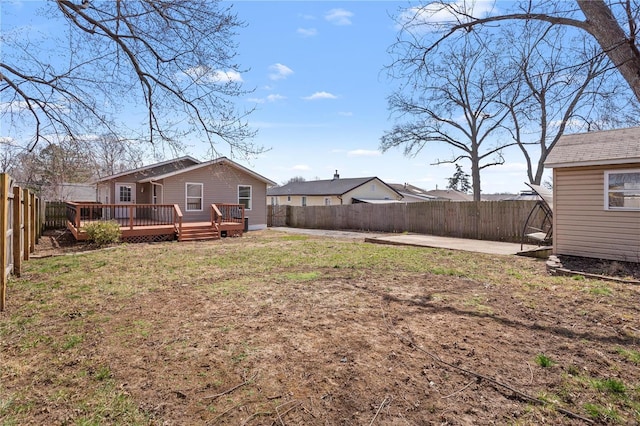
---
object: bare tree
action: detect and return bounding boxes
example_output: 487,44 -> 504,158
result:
285,176 -> 307,185
12,139 -> 94,199
1,0 -> 260,157
414,0 -> 640,102
89,134 -> 144,178
381,37 -> 516,201
501,20 -> 621,185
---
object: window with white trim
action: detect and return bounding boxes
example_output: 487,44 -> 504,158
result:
186,183 -> 203,211
605,170 -> 640,210
238,185 -> 252,210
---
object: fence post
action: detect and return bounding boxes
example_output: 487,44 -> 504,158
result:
12,186 -> 21,278
23,189 -> 30,261
0,174 -> 9,311
30,193 -> 36,254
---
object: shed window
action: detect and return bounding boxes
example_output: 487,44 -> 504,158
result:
605,170 -> 640,210
302,196 -> 307,207
238,185 -> 252,210
186,183 -> 203,211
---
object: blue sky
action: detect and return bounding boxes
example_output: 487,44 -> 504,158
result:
212,1 -> 538,193
1,0 -> 541,194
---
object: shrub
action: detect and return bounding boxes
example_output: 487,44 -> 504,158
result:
84,221 -> 121,246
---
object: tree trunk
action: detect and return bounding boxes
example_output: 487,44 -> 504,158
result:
577,0 -> 640,102
471,158 -> 482,202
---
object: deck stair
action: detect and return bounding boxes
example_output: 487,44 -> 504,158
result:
178,223 -> 220,242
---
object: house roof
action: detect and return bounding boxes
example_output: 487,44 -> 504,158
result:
545,127 -> 640,168
94,156 -> 200,183
423,189 -> 473,201
388,183 -> 437,201
137,157 -> 277,186
94,156 -> 276,186
267,177 -> 401,198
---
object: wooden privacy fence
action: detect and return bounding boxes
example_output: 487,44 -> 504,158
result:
45,201 -> 67,229
0,173 -> 42,311
268,200 -> 542,243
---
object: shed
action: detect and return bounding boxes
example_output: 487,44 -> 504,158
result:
544,127 -> 640,262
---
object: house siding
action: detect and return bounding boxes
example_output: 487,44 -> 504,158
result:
269,178 -> 401,206
342,179 -> 402,204
553,164 -> 640,262
272,195 -> 341,206
159,162 -> 269,229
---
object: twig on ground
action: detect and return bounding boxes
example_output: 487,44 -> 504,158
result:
368,396 -> 390,425
202,372 -> 258,400
275,400 -> 301,425
379,301 -> 595,424
208,402 -> 243,424
441,379 -> 475,399
240,411 -> 270,426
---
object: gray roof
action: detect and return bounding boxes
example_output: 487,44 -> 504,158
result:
545,127 -> 640,168
95,156 -> 276,186
423,189 -> 473,201
268,177 -> 398,197
95,156 -> 200,183
388,183 -> 437,201
138,157 -> 277,186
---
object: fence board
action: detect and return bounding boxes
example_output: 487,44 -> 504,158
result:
0,174 -> 41,311
271,200 -> 539,243
0,174 -> 9,311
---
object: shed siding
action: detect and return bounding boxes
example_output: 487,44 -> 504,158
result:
553,164 -> 640,262
160,163 -> 268,229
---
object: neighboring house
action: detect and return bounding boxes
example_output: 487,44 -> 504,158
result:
95,156 -> 276,230
545,127 -> 640,262
267,172 -> 403,206
388,183 -> 438,202
423,189 -> 474,202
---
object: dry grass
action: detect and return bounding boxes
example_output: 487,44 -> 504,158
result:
2,229 -> 640,425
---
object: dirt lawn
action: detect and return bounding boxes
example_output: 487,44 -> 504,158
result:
2,229 -> 640,425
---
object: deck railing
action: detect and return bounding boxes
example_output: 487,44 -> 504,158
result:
215,203 -> 245,225
66,203 -> 183,231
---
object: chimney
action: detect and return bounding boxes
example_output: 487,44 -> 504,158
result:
333,170 -> 339,180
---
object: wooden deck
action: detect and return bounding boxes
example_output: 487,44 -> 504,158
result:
65,202 -> 245,243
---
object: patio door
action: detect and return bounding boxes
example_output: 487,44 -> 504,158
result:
115,183 -> 136,219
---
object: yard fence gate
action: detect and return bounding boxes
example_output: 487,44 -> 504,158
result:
0,173 -> 42,311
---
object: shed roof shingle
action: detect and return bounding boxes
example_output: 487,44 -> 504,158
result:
545,127 -> 640,168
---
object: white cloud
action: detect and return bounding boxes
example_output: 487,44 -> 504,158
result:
398,1 -> 497,32
184,66 -> 243,83
292,164 -> 311,171
268,63 -> 294,81
325,8 -> 354,26
248,94 -> 286,104
297,27 -> 318,37
347,149 -> 381,157
266,94 -> 286,102
302,91 -> 338,100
